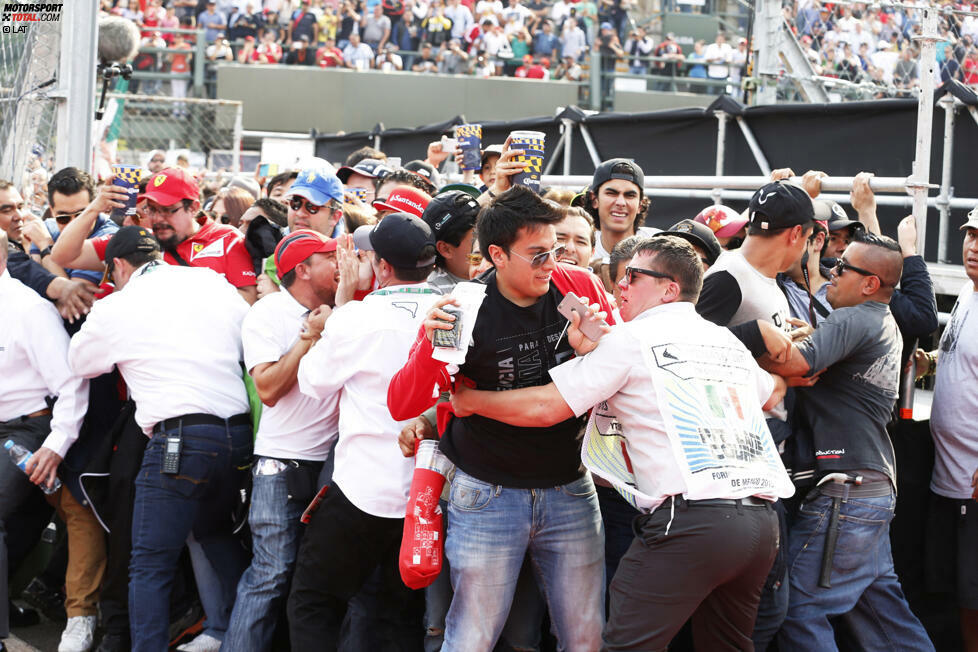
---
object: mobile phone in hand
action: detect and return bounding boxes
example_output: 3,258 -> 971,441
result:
557,291 -> 608,342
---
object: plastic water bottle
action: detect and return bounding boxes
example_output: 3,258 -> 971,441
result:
4,440 -> 61,494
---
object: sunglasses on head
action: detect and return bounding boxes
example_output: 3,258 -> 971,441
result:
289,197 -> 325,214
833,258 -> 885,284
467,252 -> 483,266
622,266 -> 675,286
510,244 -> 566,268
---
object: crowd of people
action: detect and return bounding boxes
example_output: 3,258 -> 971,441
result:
1,132 -> 976,652
788,0 -> 978,98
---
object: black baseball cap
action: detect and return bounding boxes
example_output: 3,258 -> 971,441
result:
422,191 -> 480,240
814,199 -> 865,233
656,219 -> 723,265
353,212 -> 436,268
747,181 -> 815,230
102,226 -> 161,282
336,158 -> 392,184
404,160 -> 440,185
590,158 -> 645,196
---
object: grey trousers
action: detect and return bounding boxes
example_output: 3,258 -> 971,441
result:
604,496 -> 779,651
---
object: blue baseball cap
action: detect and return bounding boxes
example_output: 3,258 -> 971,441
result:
286,167 -> 344,206
600,21 -> 614,30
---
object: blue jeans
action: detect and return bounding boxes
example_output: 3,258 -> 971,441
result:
443,470 -> 604,651
128,420 -> 252,652
223,461 -> 305,651
778,490 -> 935,651
187,533 -> 237,643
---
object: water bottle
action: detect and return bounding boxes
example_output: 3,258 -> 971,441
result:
4,440 -> 61,494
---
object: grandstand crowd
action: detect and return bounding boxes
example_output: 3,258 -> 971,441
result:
2,127 -> 977,652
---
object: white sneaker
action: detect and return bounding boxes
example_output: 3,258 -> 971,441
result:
58,615 -> 96,652
176,633 -> 223,652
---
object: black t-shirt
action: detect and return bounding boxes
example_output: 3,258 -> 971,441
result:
291,10 -> 318,41
440,272 -> 587,487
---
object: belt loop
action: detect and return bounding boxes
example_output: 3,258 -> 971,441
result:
736,498 -> 744,515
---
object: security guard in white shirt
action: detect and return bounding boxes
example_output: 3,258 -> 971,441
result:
0,231 -> 89,647
451,236 -> 794,651
287,213 -> 442,650
68,227 -> 252,652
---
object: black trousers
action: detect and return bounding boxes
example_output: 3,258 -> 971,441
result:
287,484 -> 423,651
98,406 -> 147,637
604,498 -> 779,652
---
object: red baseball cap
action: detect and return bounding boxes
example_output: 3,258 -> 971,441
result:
274,229 -> 338,276
693,204 -> 748,239
371,185 -> 430,218
139,167 -> 200,206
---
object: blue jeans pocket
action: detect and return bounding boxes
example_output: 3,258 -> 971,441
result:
159,447 -> 218,498
557,474 -> 596,498
449,473 -> 496,511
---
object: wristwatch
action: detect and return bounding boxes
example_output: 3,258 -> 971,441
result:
38,246 -> 52,258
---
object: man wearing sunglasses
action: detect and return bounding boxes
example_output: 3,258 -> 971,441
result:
51,168 -> 258,305
448,236 -> 792,650
388,186 -> 615,650
285,167 -> 345,237
21,168 -> 119,292
758,231 -> 934,651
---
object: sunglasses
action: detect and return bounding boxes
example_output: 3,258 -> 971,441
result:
622,266 -> 675,286
467,252 -> 484,266
833,258 -> 885,284
54,208 -> 85,226
289,197 -> 324,214
510,245 -> 566,269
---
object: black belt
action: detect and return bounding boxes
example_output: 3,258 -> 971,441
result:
679,495 -> 771,508
2,408 -> 52,425
152,412 -> 250,435
816,480 -> 892,499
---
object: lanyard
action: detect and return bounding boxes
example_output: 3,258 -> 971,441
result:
369,286 -> 440,297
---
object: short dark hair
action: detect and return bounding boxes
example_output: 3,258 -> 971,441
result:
266,170 -> 298,197
345,146 -> 387,167
477,185 -> 563,262
48,167 -> 95,206
280,268 -> 298,288
852,230 -> 903,287
119,249 -> 163,270
379,169 -> 437,196
747,221 -> 814,238
252,197 -> 288,228
389,243 -> 437,282
608,234 -> 645,284
632,235 -> 703,303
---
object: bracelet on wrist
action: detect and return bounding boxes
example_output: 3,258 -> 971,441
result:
926,352 -> 937,377
39,246 -> 52,258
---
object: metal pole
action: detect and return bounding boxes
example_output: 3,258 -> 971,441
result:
193,30 -> 206,96
937,95 -> 955,263
543,128 -> 566,175
231,102 -> 243,175
713,111 -> 727,205
579,124 -> 603,167
735,116 -> 772,176
57,1 -> 98,172
563,118 -> 574,176
909,5 -> 939,257
536,174 -> 922,192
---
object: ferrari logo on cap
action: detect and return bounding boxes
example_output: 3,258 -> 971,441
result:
153,175 -> 166,187
306,170 -> 317,182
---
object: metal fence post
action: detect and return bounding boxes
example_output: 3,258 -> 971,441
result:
193,29 -> 206,96
936,95 -> 955,264
713,110 -> 727,204
910,5 -> 939,257
232,102 -> 243,174
57,0 -> 98,172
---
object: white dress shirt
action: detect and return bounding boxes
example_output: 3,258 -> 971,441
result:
550,302 -> 792,514
0,270 -> 89,457
298,283 -> 443,519
69,262 -> 250,435
242,287 -> 339,461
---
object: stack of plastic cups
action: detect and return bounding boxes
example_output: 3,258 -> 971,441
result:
508,130 -> 546,193
455,124 -> 483,172
111,164 -> 142,223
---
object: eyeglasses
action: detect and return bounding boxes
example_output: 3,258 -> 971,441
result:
289,197 -> 324,214
143,202 -> 185,217
622,266 -> 675,286
467,252 -> 483,266
509,245 -> 565,269
53,208 -> 85,226
833,258 -> 885,284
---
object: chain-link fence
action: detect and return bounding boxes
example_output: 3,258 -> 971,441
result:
101,93 -> 243,173
783,0 -> 972,102
0,18 -> 60,191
